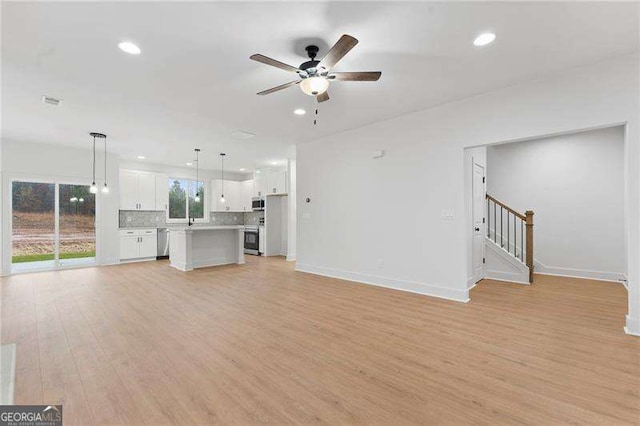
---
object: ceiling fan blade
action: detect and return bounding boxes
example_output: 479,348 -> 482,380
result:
318,34 -> 358,71
250,54 -> 300,73
257,80 -> 300,95
330,71 -> 382,81
316,91 -> 330,103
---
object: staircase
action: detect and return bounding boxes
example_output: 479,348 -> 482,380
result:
485,194 -> 534,283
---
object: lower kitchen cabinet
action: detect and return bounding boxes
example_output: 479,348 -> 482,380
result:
120,229 -> 157,260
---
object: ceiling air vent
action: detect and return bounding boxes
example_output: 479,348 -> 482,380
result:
42,96 -> 62,106
231,130 -> 255,140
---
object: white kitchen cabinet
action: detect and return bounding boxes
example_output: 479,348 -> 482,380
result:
119,170 -> 139,210
155,174 -> 169,211
120,235 -> 139,260
211,180 -> 243,212
254,171 -> 267,198
119,170 -> 157,210
267,168 -> 287,195
139,234 -> 158,258
240,180 -> 254,211
120,229 -> 157,260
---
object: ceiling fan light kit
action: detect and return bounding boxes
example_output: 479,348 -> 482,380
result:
251,34 -> 381,103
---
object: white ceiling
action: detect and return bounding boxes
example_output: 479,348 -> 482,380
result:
2,2 -> 638,172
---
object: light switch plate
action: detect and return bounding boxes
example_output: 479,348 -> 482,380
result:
441,209 -> 455,220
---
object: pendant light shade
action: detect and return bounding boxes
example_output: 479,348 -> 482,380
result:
89,132 -> 107,194
194,148 -> 201,203
220,153 -> 226,203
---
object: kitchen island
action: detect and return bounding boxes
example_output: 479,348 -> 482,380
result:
169,226 -> 245,271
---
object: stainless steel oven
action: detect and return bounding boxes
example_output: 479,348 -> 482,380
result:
252,197 -> 265,211
244,225 -> 259,255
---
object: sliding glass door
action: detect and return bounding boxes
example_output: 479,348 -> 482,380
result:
58,184 -> 96,266
11,180 -> 96,272
11,182 -> 56,271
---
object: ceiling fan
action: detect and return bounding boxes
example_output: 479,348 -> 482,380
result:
250,34 -> 382,103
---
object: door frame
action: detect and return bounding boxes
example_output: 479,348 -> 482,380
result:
4,173 -> 101,274
472,160 -> 487,284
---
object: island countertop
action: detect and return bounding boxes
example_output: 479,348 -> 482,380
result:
169,225 -> 245,232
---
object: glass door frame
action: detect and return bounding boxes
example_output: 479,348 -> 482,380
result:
7,175 -> 101,274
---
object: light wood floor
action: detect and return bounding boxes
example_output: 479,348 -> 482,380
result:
1,256 -> 638,425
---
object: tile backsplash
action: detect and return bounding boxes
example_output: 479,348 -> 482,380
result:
119,210 -> 264,228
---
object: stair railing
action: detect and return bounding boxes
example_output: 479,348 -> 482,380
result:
486,194 -> 534,283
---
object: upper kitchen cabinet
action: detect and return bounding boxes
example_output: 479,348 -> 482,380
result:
120,170 -> 156,210
212,179 -> 239,212
155,174 -> 169,211
253,171 -> 267,198
212,179 -> 255,212
240,180 -> 254,211
267,168 -> 287,195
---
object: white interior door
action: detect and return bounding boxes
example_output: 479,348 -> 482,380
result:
472,162 -> 486,283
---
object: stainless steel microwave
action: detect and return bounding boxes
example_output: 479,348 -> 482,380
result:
251,197 -> 265,211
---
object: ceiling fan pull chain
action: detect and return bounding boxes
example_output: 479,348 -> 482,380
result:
314,108 -> 319,126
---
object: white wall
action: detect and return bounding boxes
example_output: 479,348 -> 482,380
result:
487,126 -> 625,282
1,139 -> 121,273
296,54 -> 639,334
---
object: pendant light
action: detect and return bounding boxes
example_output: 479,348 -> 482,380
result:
194,148 -> 201,203
89,133 -> 106,194
219,153 -> 226,203
101,133 -> 109,194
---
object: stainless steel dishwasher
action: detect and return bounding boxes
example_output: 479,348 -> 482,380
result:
157,228 -> 170,259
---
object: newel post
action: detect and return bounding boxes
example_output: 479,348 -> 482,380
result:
525,210 -> 534,283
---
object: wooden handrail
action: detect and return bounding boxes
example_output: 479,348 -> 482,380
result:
486,194 -> 526,220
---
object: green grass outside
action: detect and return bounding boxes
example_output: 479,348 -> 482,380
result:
12,251 -> 96,264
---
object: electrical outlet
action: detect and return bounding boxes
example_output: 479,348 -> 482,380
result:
377,259 -> 384,269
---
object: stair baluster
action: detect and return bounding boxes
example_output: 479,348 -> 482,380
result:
485,194 -> 534,283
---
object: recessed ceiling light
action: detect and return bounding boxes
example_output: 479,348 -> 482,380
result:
255,170 -> 261,174
186,162 -> 193,166
118,41 -> 141,55
271,161 -> 278,165
473,33 -> 496,47
239,168 -> 246,171
294,108 -> 306,115
137,155 -> 146,160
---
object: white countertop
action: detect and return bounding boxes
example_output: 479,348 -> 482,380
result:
169,225 -> 244,232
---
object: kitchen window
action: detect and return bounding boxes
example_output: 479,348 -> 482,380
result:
167,178 -> 207,222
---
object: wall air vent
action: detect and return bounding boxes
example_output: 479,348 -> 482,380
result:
231,130 -> 255,140
42,96 -> 62,106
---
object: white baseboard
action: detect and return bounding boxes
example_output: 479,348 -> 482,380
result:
534,260 -> 626,283
295,263 -> 469,303
286,254 -> 296,262
625,315 -> 640,337
485,270 -> 531,285
485,275 -> 531,285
